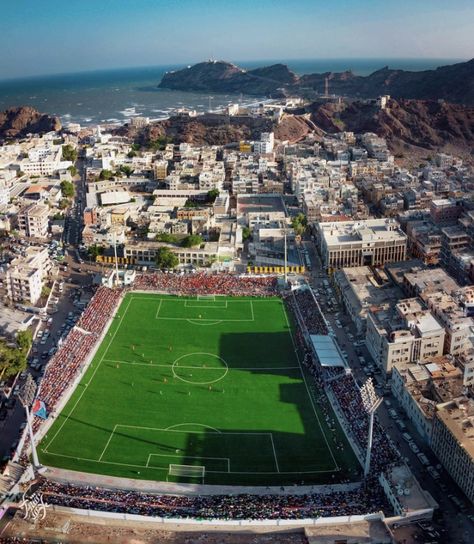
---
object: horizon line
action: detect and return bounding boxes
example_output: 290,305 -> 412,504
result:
0,56 -> 469,84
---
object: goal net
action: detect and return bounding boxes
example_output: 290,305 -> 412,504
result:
168,464 -> 205,481
197,295 -> 216,301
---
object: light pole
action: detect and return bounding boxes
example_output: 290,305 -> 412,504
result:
17,373 -> 41,469
360,377 -> 382,478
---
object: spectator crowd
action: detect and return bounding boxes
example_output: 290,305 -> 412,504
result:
32,287 -> 122,432
134,272 -> 277,297
34,478 -> 391,520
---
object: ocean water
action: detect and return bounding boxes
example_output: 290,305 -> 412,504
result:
0,58 -> 462,126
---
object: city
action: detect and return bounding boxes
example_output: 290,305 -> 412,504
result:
0,93 -> 473,542
0,1 -> 473,543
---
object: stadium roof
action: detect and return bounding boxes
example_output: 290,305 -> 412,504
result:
310,334 -> 347,368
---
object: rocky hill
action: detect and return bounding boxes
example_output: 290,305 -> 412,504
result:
299,59 -> 474,105
309,98 -> 474,155
158,59 -> 474,105
0,106 -> 61,141
118,113 -> 275,147
158,61 -> 297,97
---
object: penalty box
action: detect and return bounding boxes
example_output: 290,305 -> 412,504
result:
100,425 -> 280,473
155,298 -> 255,322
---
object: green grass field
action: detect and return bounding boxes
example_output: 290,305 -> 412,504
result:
38,293 -> 360,485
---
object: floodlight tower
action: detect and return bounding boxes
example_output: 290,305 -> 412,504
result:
17,373 -> 40,469
360,377 -> 383,477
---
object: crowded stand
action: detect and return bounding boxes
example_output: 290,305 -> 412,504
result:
291,288 -> 328,335
34,478 -> 392,520
76,287 -> 122,334
34,330 -> 96,429
329,375 -> 399,474
134,272 -> 277,297
288,287 -> 400,475
31,287 -> 122,432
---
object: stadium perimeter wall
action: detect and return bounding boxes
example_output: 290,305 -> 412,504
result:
48,505 -> 386,530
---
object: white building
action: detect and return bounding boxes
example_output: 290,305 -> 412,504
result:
17,146 -> 72,176
17,203 -> 50,238
316,218 -> 407,271
6,247 -> 50,305
0,182 -> 9,207
366,298 -> 445,375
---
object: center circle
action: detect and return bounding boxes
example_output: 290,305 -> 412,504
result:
172,352 -> 228,385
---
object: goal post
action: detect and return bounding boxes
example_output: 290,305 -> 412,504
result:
197,295 -> 216,301
168,464 -> 205,482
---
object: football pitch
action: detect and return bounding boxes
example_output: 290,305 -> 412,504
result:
39,293 -> 360,486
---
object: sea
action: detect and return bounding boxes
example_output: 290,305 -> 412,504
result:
0,58 -> 463,127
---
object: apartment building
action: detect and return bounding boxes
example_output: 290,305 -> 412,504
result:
6,247 -> 50,305
366,298 -> 445,375
316,218 -> 407,271
153,160 -> 168,180
17,146 -> 71,176
391,357 -> 463,444
333,266 -> 403,334
123,241 -> 223,268
430,198 -> 463,226
431,397 -> 474,504
17,203 -> 49,238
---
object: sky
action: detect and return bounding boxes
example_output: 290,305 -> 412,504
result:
0,0 -> 473,79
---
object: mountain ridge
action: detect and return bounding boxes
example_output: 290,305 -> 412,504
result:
158,59 -> 474,105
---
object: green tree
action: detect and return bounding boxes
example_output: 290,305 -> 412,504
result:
148,136 -> 172,151
181,234 -> 203,248
207,189 -> 219,203
155,232 -> 179,244
127,150 -> 137,158
155,247 -> 179,270
0,332 -> 30,379
60,180 -> 75,198
242,227 -> 251,241
41,285 -> 51,298
99,169 -> 114,180
62,144 -> 78,162
120,165 -> 135,178
88,244 -> 104,259
59,198 -> 70,210
291,213 -> 307,237
67,165 -> 78,177
16,330 -> 32,353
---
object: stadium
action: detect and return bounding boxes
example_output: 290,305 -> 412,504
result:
16,273 -> 430,525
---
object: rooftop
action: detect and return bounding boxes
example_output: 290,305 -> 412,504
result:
436,397 -> 474,460
318,218 -> 406,246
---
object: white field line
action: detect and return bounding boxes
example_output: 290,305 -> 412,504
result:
43,450 -> 336,474
282,304 -> 339,472
269,433 -> 280,473
155,316 -> 253,322
147,453 -> 230,472
103,359 -> 300,371
98,424 -> 117,461
130,296 -> 273,303
44,297 -> 134,453
155,299 -> 162,318
250,300 -> 255,321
